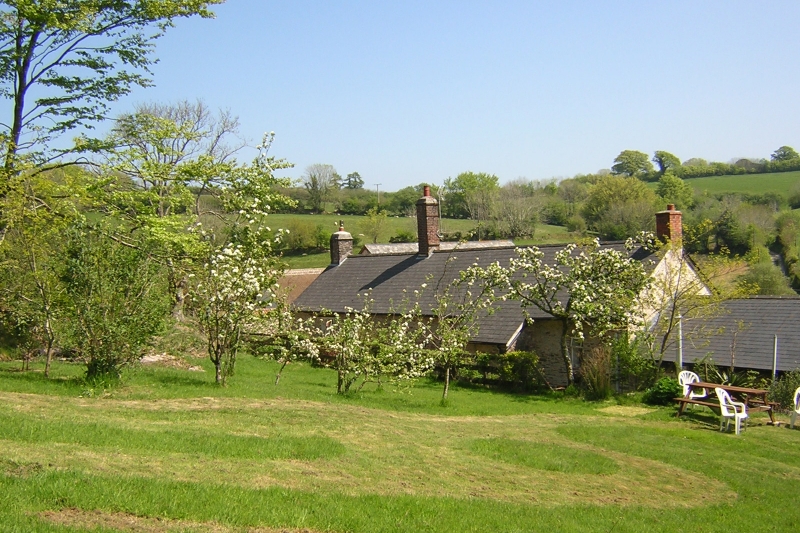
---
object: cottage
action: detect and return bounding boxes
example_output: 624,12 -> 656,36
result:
293,189 -> 708,386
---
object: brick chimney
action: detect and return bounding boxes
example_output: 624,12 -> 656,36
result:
416,186 -> 440,256
330,221 -> 353,266
656,204 -> 682,243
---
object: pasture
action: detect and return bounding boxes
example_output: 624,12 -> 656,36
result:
1,356 -> 799,532
686,170 -> 800,196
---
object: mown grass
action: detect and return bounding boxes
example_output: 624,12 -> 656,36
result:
1,356 -> 799,532
686,170 -> 800,196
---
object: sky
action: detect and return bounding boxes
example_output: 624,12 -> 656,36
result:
101,0 -> 800,192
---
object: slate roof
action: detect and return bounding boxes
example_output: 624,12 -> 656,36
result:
360,240 -> 515,255
293,242 -> 656,347
662,296 -> 800,372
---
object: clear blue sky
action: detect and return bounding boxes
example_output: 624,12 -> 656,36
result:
105,0 -> 800,192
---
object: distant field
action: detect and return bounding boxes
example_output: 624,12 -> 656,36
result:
272,213 -> 576,269
686,171 -> 800,196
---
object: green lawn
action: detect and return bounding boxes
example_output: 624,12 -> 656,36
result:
1,356 -> 799,532
686,170 -> 800,196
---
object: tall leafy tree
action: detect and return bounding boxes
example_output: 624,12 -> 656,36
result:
652,151 -> 681,175
443,171 -> 499,218
0,0 -> 222,181
94,101 -> 263,318
582,174 -> 657,232
771,145 -> 799,162
611,150 -> 653,178
656,172 -> 694,210
344,171 -> 364,189
303,163 -> 337,213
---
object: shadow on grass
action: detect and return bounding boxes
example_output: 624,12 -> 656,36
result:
144,372 -> 215,388
675,407 -> 722,430
0,366 -> 86,395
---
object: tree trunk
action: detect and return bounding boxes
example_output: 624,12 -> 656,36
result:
275,360 -> 288,385
560,321 -> 574,386
442,367 -> 451,400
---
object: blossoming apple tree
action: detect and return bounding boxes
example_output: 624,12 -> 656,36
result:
505,238 -> 651,385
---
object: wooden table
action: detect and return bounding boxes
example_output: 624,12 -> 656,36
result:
675,381 -> 776,424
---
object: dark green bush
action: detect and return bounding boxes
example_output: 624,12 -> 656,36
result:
473,351 -> 545,392
769,369 -> 800,409
642,377 -> 681,406
389,230 -> 416,243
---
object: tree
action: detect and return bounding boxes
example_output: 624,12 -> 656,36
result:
504,239 -> 651,385
443,171 -> 499,218
343,171 -> 364,189
94,101 -> 262,319
0,0 -> 222,178
429,261 -> 505,401
611,150 -> 653,178
107,100 -> 244,215
191,134 -> 294,384
319,292 -> 431,394
652,151 -> 681,175
0,167 -> 80,376
464,187 -> 497,239
771,146 -> 800,162
360,206 -> 387,244
493,181 -> 540,239
60,223 -> 170,380
303,163 -> 337,213
582,174 -> 657,231
386,183 -> 431,216
195,242 -> 284,385
656,172 -> 694,210
642,238 -> 754,366
682,158 -> 708,167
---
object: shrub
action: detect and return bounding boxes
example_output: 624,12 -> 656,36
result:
580,346 -> 613,400
565,216 -> 586,233
473,351 -> 545,392
769,369 -> 800,409
611,333 -> 659,391
283,221 -> 328,252
642,377 -> 682,406
389,230 -> 416,243
60,226 -> 170,379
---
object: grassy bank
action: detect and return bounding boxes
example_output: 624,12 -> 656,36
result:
686,170 -> 800,196
1,356 -> 799,532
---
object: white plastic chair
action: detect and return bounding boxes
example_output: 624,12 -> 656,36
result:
791,387 -> 800,429
678,370 -> 707,399
715,388 -> 748,435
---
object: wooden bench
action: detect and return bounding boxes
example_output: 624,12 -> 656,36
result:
675,397 -> 720,414
676,396 -> 777,422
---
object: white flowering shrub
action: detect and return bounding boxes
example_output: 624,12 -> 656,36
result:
321,293 -> 432,394
428,261 -> 507,400
191,132 -> 293,385
247,305 -> 322,385
195,244 -> 283,384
